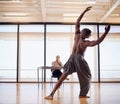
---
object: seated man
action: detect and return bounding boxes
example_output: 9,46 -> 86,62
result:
51,55 -> 63,80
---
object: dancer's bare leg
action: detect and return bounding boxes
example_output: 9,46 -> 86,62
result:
45,73 -> 68,100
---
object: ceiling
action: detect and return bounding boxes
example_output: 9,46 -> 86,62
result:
0,0 -> 120,23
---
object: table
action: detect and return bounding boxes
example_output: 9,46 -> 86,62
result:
37,66 -> 51,83
37,66 -> 62,83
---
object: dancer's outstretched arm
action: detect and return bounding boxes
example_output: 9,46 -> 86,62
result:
88,24 -> 110,47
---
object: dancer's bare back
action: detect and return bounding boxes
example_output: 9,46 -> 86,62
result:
72,33 -> 87,56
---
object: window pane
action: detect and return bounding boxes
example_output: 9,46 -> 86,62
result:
19,25 -> 44,82
100,25 -> 120,81
0,25 -> 17,82
46,25 -> 71,82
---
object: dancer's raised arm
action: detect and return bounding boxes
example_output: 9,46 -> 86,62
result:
75,6 -> 92,34
88,24 -> 110,47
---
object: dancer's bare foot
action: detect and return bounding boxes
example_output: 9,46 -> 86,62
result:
45,95 -> 53,100
79,96 -> 90,98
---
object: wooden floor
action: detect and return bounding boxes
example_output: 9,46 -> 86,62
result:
0,83 -> 120,104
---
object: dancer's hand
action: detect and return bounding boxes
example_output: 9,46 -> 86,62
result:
105,24 -> 110,34
84,6 -> 92,12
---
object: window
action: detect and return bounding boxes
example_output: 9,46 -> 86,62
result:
100,25 -> 120,81
0,25 -> 17,82
19,25 -> 44,82
0,23 -> 120,82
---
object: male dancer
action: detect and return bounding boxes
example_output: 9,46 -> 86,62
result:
45,6 -> 110,100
